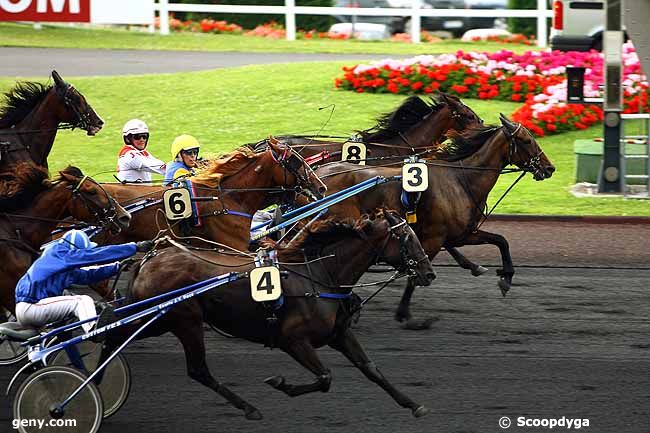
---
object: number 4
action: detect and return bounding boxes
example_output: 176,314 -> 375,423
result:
250,266 -> 282,302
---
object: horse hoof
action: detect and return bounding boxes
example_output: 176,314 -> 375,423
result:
498,279 -> 510,297
471,265 -> 489,277
412,405 -> 429,418
245,409 -> 263,421
263,376 -> 285,389
403,317 -> 438,331
394,313 -> 409,323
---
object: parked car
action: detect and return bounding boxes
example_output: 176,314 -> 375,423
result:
404,0 -> 508,37
334,0 -> 507,36
333,0 -> 406,34
550,0 -> 606,51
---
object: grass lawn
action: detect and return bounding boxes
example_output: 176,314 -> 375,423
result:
0,22 -> 538,55
0,62 -> 648,216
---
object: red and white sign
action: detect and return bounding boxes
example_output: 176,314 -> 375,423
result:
0,0 -> 153,24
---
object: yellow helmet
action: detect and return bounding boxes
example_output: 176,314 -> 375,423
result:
171,134 -> 200,159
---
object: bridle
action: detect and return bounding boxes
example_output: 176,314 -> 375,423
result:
367,217 -> 428,277
268,145 -> 326,201
502,122 -> 545,177
54,83 -> 97,132
69,175 -> 124,233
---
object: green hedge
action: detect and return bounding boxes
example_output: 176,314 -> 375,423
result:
173,0 -> 334,31
507,0 -> 535,36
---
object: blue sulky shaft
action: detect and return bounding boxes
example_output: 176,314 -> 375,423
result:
250,175 -> 399,241
250,176 -> 385,232
35,273 -> 233,344
50,271 -> 242,413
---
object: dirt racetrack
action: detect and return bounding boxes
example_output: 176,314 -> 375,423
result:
1,218 -> 649,433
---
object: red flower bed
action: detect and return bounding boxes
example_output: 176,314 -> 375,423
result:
336,47 -> 650,136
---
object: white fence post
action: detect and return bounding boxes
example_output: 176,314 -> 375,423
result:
536,0 -> 547,48
160,0 -> 170,35
410,0 -> 421,44
286,0 -> 296,41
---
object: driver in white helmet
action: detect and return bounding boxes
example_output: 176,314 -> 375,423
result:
116,119 -> 166,183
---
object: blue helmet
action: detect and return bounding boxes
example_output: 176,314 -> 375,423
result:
60,229 -> 97,250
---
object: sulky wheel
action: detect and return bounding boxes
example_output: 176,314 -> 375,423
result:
0,335 -> 28,365
13,366 -> 103,433
50,343 -> 131,419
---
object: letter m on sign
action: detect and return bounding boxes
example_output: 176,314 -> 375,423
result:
0,0 -> 90,22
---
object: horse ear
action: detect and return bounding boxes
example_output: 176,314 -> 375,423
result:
499,113 -> 513,129
58,171 -> 76,184
267,135 -> 280,152
52,70 -> 66,88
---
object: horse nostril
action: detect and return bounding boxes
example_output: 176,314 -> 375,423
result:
318,186 -> 327,194
426,271 -> 437,282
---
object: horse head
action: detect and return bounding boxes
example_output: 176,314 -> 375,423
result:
52,70 -> 104,136
439,92 -> 484,133
267,137 -> 327,201
499,114 -> 555,181
58,167 -> 131,233
357,209 -> 434,287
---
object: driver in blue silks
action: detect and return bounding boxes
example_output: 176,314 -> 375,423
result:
15,230 -> 154,335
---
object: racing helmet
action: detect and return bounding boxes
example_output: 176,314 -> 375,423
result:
60,229 -> 97,250
122,119 -> 149,137
171,134 -> 201,160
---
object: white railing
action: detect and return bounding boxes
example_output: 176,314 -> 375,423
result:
154,0 -> 552,47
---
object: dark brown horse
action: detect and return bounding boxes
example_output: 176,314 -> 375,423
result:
0,71 -> 104,207
254,93 -> 483,163
314,114 -> 556,325
0,164 -> 131,316
83,141 -> 326,252
258,94 -> 487,275
114,210 -> 433,420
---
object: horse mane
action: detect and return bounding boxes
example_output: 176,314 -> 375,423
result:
358,96 -> 444,142
191,147 -> 258,188
435,125 -> 502,161
0,81 -> 52,128
268,217 -> 361,262
0,162 -> 50,211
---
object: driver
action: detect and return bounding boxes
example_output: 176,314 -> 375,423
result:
116,119 -> 166,183
164,134 -> 201,185
15,230 -> 154,337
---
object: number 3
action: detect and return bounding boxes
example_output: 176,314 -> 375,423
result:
402,162 -> 428,192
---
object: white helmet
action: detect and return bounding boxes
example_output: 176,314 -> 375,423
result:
122,119 -> 149,137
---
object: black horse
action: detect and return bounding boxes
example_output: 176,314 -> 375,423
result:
114,209 -> 434,420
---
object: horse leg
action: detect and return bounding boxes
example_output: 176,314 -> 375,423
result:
395,277 -> 436,330
172,324 -> 263,420
264,339 -> 332,397
457,230 -> 514,296
329,328 -> 428,418
445,245 -> 488,277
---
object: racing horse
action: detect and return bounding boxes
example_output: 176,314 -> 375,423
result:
254,93 -> 483,163
0,71 -> 104,204
0,71 -> 103,169
314,114 -> 556,325
0,163 -> 131,317
82,140 -> 326,252
257,94 -> 488,276
112,209 -> 434,420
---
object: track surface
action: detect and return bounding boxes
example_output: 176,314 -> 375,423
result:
0,47 -> 406,77
2,219 -> 650,433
